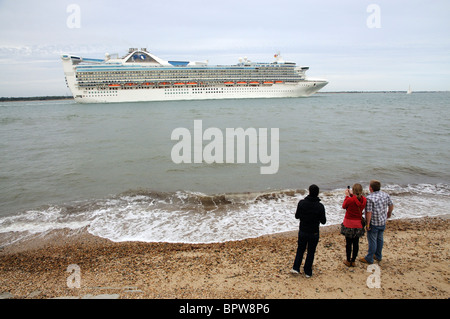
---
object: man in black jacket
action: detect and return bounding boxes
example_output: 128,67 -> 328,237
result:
291,184 -> 326,277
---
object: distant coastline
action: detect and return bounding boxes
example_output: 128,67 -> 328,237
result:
0,91 -> 447,102
0,96 -> 73,102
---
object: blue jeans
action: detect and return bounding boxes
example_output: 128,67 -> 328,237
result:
365,224 -> 386,263
293,231 -> 319,276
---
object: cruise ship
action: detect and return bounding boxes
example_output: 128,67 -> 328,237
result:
61,48 -> 328,103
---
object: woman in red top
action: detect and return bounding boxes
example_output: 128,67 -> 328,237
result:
341,183 -> 367,267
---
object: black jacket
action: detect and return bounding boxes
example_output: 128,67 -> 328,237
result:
295,195 -> 326,233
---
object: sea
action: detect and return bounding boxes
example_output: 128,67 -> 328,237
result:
0,92 -> 449,246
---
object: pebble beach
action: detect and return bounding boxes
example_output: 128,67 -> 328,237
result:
0,216 -> 448,299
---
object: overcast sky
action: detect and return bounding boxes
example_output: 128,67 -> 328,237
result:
0,0 -> 448,96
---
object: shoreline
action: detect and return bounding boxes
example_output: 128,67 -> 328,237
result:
0,96 -> 73,102
0,215 -> 448,299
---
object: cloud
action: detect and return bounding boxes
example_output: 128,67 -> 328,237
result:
0,0 -> 449,96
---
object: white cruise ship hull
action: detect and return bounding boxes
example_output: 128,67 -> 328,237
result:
72,81 -> 327,103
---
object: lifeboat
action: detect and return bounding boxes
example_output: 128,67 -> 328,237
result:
174,82 -> 185,86
249,81 -> 259,85
159,82 -> 171,86
143,82 -> 154,86
224,81 -> 234,85
108,84 -> 121,87
275,81 -> 283,84
186,82 -> 197,85
125,82 -> 135,86
237,81 -> 247,85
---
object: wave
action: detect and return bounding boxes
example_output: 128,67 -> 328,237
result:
0,183 -> 449,246
368,165 -> 450,180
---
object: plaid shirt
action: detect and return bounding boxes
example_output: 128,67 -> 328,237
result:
366,191 -> 393,226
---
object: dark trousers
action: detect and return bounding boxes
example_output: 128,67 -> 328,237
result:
293,230 -> 319,276
345,236 -> 359,262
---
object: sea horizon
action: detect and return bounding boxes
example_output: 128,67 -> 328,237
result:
1,90 -> 449,101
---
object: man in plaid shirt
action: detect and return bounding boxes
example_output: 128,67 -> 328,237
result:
360,180 -> 394,264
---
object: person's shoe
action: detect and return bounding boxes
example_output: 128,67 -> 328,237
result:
343,260 -> 352,267
359,257 -> 372,264
351,261 -> 357,267
305,273 -> 312,278
374,256 -> 381,262
290,269 -> 300,275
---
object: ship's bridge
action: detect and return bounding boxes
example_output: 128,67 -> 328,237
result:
125,50 -> 159,64
111,48 -> 172,66
119,48 -> 205,67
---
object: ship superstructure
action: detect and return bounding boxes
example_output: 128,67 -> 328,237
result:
61,48 -> 328,103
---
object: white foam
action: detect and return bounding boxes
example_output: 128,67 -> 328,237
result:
0,206 -> 90,234
1,184 -> 449,245
84,184 -> 450,243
